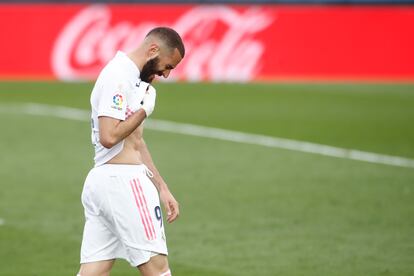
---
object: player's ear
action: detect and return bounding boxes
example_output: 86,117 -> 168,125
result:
147,43 -> 160,61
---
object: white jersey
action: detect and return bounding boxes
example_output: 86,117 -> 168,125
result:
90,51 -> 144,167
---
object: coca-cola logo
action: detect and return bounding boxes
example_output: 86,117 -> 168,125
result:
51,5 -> 273,82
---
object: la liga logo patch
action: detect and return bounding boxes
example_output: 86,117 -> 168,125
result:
111,93 -> 123,110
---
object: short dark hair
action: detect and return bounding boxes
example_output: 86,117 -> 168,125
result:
146,27 -> 185,58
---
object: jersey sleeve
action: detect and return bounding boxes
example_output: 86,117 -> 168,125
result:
96,76 -> 128,121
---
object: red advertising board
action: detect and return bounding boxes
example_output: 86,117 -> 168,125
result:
0,4 -> 413,82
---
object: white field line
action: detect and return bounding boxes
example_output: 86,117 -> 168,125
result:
1,103 -> 414,169
0,218 -> 5,226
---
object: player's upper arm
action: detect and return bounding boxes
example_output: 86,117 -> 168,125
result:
96,71 -> 129,148
96,71 -> 128,121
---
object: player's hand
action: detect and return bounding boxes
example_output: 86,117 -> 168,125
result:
127,81 -> 150,113
159,188 -> 179,223
140,85 -> 156,117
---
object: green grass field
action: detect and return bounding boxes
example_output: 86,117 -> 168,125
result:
0,81 -> 413,275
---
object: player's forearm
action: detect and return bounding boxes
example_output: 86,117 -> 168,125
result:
100,110 -> 147,148
101,84 -> 156,149
139,139 -> 170,192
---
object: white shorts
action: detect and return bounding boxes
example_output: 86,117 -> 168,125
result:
80,164 -> 168,267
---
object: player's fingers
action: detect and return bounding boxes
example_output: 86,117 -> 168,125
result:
167,203 -> 174,223
168,201 -> 179,223
164,201 -> 172,217
174,201 -> 179,218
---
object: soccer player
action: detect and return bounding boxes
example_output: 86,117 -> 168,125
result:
77,27 -> 185,276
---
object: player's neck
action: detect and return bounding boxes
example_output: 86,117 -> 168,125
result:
127,48 -> 146,73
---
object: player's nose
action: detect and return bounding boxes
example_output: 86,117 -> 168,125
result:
163,70 -> 171,78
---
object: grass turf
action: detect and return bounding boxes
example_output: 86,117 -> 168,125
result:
0,81 -> 413,275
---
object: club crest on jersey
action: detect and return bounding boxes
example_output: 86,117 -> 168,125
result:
112,93 -> 123,110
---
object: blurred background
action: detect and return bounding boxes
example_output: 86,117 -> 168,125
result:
0,1 -> 413,275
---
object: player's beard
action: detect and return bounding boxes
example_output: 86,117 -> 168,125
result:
140,57 -> 161,83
